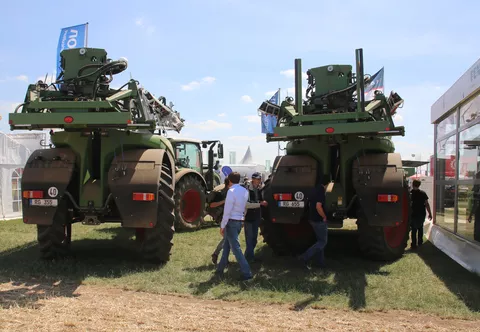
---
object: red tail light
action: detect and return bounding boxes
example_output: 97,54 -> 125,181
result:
325,127 -> 335,134
64,116 -> 74,123
132,192 -> 155,201
23,191 -> 43,199
273,193 -> 292,200
377,194 -> 398,202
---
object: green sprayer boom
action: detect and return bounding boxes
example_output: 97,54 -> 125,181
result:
258,49 -> 405,142
9,47 -> 184,133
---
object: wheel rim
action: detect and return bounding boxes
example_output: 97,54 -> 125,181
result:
383,190 -> 409,248
181,189 -> 202,223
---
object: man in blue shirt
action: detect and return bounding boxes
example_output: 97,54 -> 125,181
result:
298,183 -> 328,269
215,172 -> 253,281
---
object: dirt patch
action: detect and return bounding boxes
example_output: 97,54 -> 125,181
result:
0,281 -> 479,332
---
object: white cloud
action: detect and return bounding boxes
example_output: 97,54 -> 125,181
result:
15,75 -> 28,82
393,113 -> 403,123
186,119 -> 232,131
202,76 -> 216,84
181,76 -> 216,91
217,112 -> 226,117
134,17 -> 155,35
241,95 -> 253,103
243,115 -> 260,123
0,75 -> 30,84
280,69 -> 308,80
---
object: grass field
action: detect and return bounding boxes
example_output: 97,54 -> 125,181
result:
1,219 -> 480,319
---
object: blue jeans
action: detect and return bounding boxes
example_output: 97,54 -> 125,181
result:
300,220 -> 328,266
244,218 -> 260,260
216,221 -> 252,279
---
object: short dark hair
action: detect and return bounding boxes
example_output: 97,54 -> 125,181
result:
228,172 -> 241,184
224,178 -> 230,186
412,179 -> 421,188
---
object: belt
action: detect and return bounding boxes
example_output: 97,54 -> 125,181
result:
229,219 -> 244,222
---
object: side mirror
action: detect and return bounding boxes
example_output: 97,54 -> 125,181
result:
217,143 -> 224,159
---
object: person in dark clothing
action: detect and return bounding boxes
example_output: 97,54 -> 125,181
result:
298,183 -> 328,269
243,172 -> 268,262
410,179 -> 432,249
207,178 -> 230,265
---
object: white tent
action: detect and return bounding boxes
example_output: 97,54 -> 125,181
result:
219,145 -> 267,182
238,146 -> 253,164
0,131 -> 47,220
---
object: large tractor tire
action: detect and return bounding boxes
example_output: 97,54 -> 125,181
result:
260,180 -> 316,256
174,175 -> 206,231
37,198 -> 72,260
357,186 -> 410,261
138,162 -> 176,263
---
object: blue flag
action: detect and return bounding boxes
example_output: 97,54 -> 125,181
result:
364,67 -> 384,101
261,90 -> 279,134
268,89 -> 279,104
56,23 -> 88,82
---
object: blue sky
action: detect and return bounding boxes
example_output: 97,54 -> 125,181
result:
1,0 -> 479,166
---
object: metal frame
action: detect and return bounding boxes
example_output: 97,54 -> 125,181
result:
434,91 -> 480,239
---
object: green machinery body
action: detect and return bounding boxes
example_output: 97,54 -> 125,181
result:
8,47 -> 221,262
259,49 -> 410,261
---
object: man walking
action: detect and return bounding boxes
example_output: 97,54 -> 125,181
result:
244,172 -> 268,262
215,172 -> 253,281
410,179 -> 432,249
298,182 -> 328,269
207,178 -> 230,265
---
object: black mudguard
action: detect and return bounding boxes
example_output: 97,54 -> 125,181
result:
107,148 -> 174,228
264,155 -> 318,224
21,148 -> 76,225
352,153 -> 406,227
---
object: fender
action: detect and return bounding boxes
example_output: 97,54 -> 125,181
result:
352,153 -> 406,227
107,148 -> 174,228
264,155 -> 318,224
21,148 -> 76,225
175,169 -> 207,190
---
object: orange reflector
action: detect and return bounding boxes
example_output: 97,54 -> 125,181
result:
23,190 -> 43,199
377,194 -> 398,202
64,116 -> 74,123
132,192 -> 155,201
325,127 -> 335,134
273,193 -> 292,200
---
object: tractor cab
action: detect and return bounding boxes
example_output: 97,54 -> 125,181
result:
168,137 -> 224,190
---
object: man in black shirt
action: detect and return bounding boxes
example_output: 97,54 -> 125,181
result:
410,179 -> 432,249
243,172 -> 268,262
298,183 -> 328,269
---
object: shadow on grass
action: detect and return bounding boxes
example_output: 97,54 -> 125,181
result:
416,241 -> 480,313
0,236 -> 164,310
187,229 -> 390,311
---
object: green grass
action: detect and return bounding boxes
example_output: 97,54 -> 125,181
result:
1,219 -> 480,319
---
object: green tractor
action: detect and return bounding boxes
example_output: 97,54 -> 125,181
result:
168,137 -> 223,231
258,48 -> 410,261
8,47 -> 222,263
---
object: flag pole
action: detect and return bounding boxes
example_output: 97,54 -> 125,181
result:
85,22 -> 89,47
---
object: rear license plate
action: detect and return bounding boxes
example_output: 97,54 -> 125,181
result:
278,201 -> 304,208
30,199 -> 58,207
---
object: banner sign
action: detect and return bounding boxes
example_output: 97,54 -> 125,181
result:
56,23 -> 88,82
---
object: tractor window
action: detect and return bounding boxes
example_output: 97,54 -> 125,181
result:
175,142 -> 202,172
